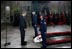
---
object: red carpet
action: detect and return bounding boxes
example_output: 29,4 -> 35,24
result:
38,31 -> 71,45
46,38 -> 71,45
38,31 -> 71,37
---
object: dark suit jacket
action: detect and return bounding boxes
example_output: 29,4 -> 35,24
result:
19,15 -> 27,29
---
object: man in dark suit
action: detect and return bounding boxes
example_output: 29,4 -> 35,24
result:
31,11 -> 38,38
19,11 -> 27,45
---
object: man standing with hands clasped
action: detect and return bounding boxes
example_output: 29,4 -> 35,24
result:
19,11 -> 27,46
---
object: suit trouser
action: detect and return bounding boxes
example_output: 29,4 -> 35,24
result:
33,26 -> 38,37
19,27 -> 25,43
41,30 -> 47,48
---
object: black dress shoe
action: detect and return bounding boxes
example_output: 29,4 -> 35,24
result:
41,46 -> 47,48
33,36 -> 36,39
21,41 -> 27,45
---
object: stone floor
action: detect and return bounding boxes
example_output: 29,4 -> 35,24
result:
1,25 -> 71,48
